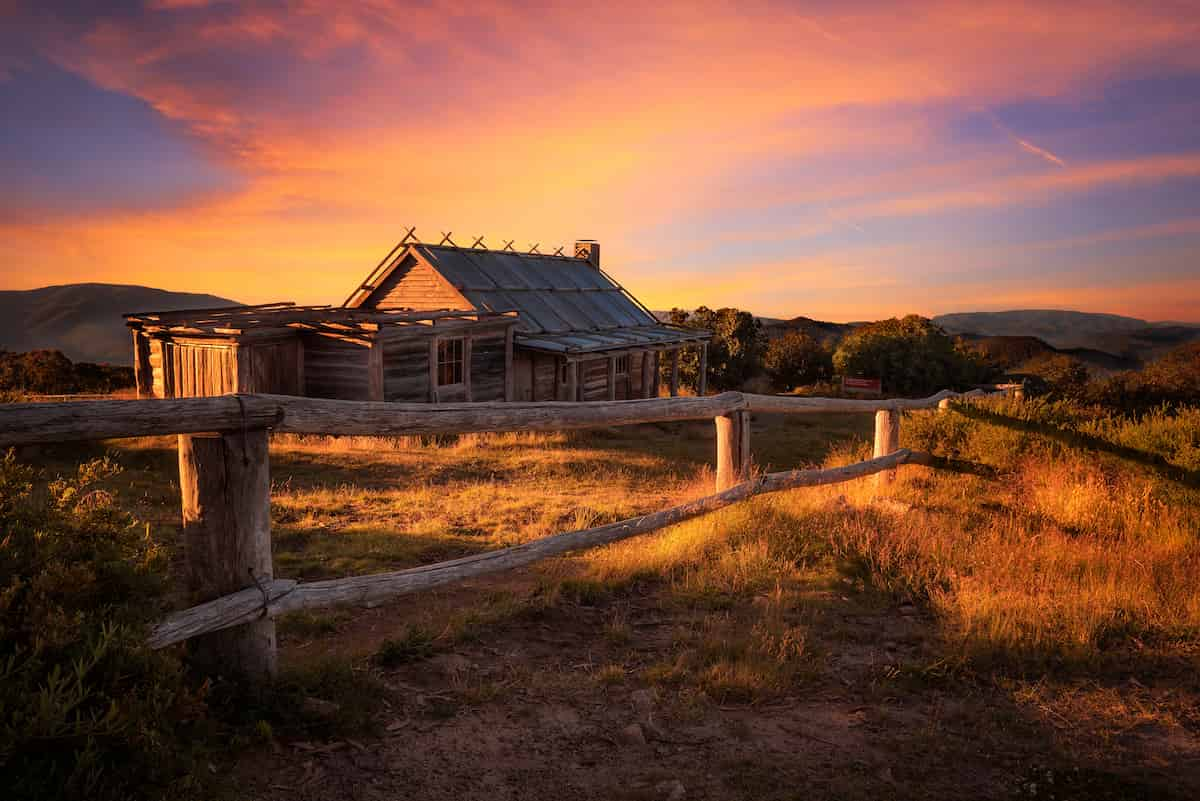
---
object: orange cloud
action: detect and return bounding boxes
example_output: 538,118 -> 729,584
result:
2,0 -> 1199,325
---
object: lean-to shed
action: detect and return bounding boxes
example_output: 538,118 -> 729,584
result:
344,240 -> 711,401
126,304 -> 519,402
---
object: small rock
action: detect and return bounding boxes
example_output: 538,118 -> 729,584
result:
619,723 -> 647,746
301,696 -> 341,718
630,688 -> 657,717
655,779 -> 686,801
430,653 -> 474,676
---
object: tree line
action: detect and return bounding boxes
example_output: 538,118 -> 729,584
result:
663,307 -> 998,396
0,350 -> 134,397
664,306 -> 1200,411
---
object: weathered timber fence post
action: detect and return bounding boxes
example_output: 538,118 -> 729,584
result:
873,408 -> 900,486
178,429 -> 276,678
715,410 -> 751,491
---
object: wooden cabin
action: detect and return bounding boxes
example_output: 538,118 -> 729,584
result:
126,304 -> 519,402
344,240 -> 711,401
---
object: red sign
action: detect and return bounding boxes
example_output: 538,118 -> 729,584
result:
842,376 -> 882,395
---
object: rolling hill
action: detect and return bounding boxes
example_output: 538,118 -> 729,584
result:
935,310 -> 1200,364
0,284 -> 238,365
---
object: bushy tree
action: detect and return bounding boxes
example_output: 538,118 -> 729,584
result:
832,315 -> 995,395
1019,353 -> 1091,401
764,331 -> 832,391
665,307 -> 765,392
1090,342 -> 1200,412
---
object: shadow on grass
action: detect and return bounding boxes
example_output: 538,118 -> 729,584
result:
956,404 -> 1200,488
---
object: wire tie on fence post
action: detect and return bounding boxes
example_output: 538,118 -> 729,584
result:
234,394 -> 251,466
249,567 -> 271,618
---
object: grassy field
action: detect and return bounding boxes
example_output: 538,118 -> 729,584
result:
24,401 -> 1200,800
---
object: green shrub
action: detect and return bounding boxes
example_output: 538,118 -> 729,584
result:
832,315 -> 998,395
0,350 -> 134,396
1019,353 -> 1091,401
375,626 -> 437,666
1089,342 -> 1200,413
0,453 -> 205,801
905,396 -> 1200,474
764,331 -> 832,391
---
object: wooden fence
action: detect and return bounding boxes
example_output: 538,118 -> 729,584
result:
0,386 -> 1011,678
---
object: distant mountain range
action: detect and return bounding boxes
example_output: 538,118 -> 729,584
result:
0,284 -> 237,365
933,310 -> 1200,366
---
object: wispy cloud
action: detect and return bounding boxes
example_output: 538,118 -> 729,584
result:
1,0 -> 1199,322
985,109 -> 1067,167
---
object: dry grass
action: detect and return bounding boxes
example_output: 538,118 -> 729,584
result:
28,401 -> 1200,797
69,402 -> 1200,675
34,394 -> 1200,679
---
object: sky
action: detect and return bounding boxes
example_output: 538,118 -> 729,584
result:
1,1 -> 1199,322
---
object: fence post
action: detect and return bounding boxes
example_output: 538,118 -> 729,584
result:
715,410 -> 750,491
873,408 -> 900,486
178,429 -> 276,678
669,349 -> 681,397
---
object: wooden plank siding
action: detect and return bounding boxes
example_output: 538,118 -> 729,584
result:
133,332 -> 153,398
365,253 -> 468,311
579,358 -> 609,402
166,342 -> 237,398
242,340 -> 303,395
512,352 -> 535,401
383,338 -> 431,402
302,335 -> 371,400
469,333 -> 507,402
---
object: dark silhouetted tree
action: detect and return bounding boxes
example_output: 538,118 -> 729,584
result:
665,307 -> 765,392
764,331 -> 832,391
832,315 -> 995,395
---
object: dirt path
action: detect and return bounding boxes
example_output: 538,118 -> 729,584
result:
235,567 -> 1197,801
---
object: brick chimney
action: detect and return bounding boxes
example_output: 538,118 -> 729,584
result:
574,240 -> 600,269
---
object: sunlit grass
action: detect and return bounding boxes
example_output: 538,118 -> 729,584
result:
86,403 -> 1200,678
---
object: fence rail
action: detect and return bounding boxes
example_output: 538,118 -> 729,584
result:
0,386 -> 1012,677
0,389 -> 987,445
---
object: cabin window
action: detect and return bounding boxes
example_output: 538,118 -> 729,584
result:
614,355 -> 631,375
560,362 -> 569,384
437,337 -> 465,386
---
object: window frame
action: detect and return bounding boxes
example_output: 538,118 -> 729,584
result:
436,336 -> 465,387
613,354 -> 631,376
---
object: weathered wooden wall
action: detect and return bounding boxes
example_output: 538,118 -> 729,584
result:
511,351 -> 534,401
364,253 -> 467,310
470,332 -> 507,402
144,337 -> 304,399
238,339 -> 303,396
524,352 -> 557,401
512,348 -> 652,402
579,357 -> 608,401
302,335 -> 371,400
148,339 -> 171,398
172,342 -> 237,397
382,338 -> 429,402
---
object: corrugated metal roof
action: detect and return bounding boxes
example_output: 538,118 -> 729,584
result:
413,244 -> 658,337
516,325 -> 710,354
